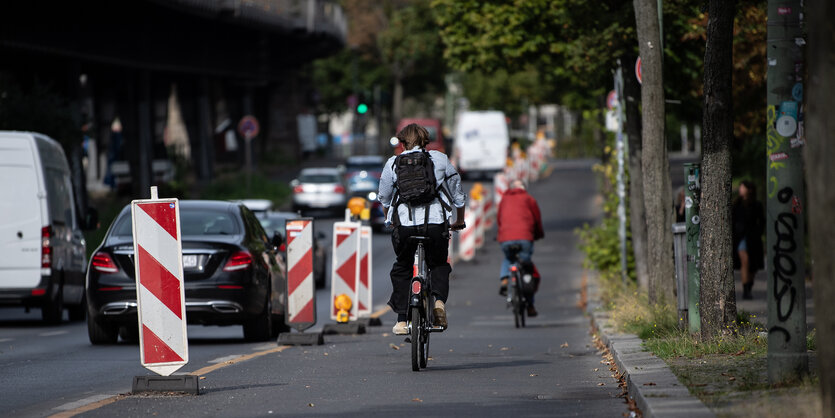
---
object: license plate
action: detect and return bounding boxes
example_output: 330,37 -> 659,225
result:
183,255 -> 198,268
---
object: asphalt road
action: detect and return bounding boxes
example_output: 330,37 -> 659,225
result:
0,159 -> 631,417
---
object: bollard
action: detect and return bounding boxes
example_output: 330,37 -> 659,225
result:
672,222 -> 688,329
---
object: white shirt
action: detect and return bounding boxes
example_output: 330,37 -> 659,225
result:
377,147 -> 466,226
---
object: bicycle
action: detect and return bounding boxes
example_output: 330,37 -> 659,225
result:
504,244 -> 533,328
407,223 -> 464,371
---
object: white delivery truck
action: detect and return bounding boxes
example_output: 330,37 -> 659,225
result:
454,111 -> 509,178
0,132 -> 92,323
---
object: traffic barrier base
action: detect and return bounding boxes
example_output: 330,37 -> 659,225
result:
277,331 -> 324,346
132,375 -> 199,395
357,317 -> 383,327
322,322 -> 367,335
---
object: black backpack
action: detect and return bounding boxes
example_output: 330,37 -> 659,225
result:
394,150 -> 437,207
391,150 -> 450,227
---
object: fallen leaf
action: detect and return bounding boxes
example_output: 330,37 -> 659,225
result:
389,343 -> 400,350
560,342 -> 569,348
199,377 -> 206,380
728,377 -> 736,381
643,382 -> 656,386
530,374 -> 539,377
598,383 -> 605,386
593,368 -> 599,372
308,403 -> 314,407
412,398 -> 423,402
733,349 -> 746,356
500,347 -> 510,351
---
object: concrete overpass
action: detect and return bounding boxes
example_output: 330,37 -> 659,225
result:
0,0 -> 346,198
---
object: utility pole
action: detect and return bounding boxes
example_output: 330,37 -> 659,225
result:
766,0 -> 808,384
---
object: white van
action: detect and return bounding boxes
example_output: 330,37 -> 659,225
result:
454,111 -> 510,178
0,132 -> 91,323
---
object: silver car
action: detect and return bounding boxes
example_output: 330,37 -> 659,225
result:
291,167 -> 347,215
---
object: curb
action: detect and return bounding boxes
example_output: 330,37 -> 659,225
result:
585,273 -> 715,418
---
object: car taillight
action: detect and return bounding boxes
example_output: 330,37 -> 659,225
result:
223,251 -> 253,271
92,252 -> 119,274
41,226 -> 51,269
334,185 -> 345,193
411,280 -> 421,295
31,288 -> 46,296
293,185 -> 304,193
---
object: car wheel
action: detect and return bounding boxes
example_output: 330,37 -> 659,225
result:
87,312 -> 118,345
42,282 -> 64,324
119,325 -> 140,343
243,296 -> 273,342
67,294 -> 86,322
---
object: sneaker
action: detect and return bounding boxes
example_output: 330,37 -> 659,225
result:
433,300 -> 448,329
526,305 -> 538,317
392,321 -> 408,335
499,277 -> 508,296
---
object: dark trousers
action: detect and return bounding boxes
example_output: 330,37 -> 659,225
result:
388,224 -> 451,315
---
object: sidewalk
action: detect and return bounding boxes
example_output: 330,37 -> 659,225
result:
587,269 -> 817,418
585,274 -> 715,418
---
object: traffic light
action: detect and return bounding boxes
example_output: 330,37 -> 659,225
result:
356,103 -> 368,114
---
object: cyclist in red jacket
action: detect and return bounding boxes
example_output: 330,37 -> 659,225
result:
496,179 -> 544,316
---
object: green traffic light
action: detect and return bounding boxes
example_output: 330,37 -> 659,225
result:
357,103 -> 368,114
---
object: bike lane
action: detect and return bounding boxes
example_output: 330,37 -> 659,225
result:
80,160 -> 630,417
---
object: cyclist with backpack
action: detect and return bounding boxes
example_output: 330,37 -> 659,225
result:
377,123 -> 466,335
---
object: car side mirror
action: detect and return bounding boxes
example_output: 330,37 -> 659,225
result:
271,231 -> 284,248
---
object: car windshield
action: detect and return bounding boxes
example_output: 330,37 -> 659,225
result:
299,173 -> 339,184
110,208 -> 240,237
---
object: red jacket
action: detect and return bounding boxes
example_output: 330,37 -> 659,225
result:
497,188 -> 544,242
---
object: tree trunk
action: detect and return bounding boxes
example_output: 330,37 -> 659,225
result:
633,0 -> 674,304
699,0 -> 737,339
622,55 -> 649,291
807,0 -> 835,412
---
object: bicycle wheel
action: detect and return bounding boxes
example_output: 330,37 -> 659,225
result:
411,306 -> 421,371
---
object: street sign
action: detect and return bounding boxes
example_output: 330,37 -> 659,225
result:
237,115 -> 260,141
131,187 -> 188,377
635,57 -> 643,85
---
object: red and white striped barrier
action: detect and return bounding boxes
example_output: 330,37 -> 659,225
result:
285,219 -> 316,330
357,226 -> 373,317
131,188 -> 187,377
494,172 -> 508,207
330,221 -> 360,321
474,194 -> 486,249
482,188 -> 495,231
458,198 -> 477,261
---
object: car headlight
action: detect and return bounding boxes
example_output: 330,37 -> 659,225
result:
389,137 -> 399,146
367,192 -> 377,201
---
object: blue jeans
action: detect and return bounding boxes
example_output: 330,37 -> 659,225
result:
500,240 -> 533,279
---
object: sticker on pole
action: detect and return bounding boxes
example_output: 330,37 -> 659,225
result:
285,219 -> 316,331
131,190 -> 188,376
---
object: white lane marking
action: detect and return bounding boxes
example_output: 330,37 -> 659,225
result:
0,338 -> 14,342
39,331 -> 69,337
208,355 -> 243,364
53,394 -> 118,411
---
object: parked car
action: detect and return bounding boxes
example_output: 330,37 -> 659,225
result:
393,118 -> 446,155
236,199 -> 273,219
344,155 -> 385,177
257,211 -> 328,288
291,167 -> 347,216
0,131 -> 97,323
454,111 -> 510,178
85,200 -> 287,344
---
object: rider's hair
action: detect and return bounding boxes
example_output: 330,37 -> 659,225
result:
396,123 -> 430,150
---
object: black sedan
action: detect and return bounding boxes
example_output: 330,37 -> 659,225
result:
85,200 -> 288,344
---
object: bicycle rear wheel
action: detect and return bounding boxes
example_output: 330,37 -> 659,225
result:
411,306 -> 421,371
